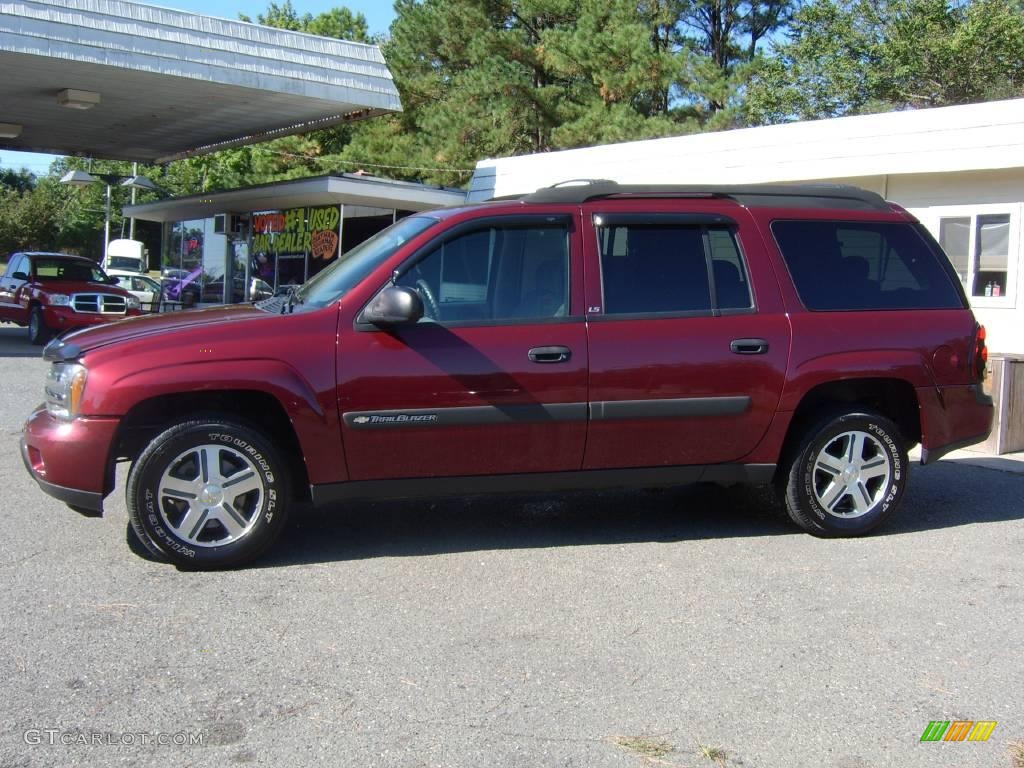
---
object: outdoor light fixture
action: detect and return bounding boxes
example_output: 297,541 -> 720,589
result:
121,175 -> 159,192
56,88 -> 101,110
0,123 -> 22,139
59,169 -> 98,187
60,169 -> 163,267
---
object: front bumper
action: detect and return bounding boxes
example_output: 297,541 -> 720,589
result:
43,306 -> 142,332
21,406 -> 119,514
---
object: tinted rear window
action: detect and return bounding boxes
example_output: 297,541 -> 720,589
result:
772,221 -> 964,311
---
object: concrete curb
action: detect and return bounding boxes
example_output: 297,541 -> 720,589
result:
910,446 -> 1024,475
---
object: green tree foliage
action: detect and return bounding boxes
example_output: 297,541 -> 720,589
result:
746,0 -> 1024,123
238,0 -> 370,40
0,169 -> 86,258
672,0 -> 795,127
339,0 -> 793,185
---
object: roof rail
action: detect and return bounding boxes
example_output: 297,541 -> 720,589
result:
521,180 -> 891,211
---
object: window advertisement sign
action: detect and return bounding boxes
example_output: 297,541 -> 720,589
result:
251,206 -> 341,290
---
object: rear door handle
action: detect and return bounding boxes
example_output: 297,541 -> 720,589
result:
730,338 -> 769,355
528,346 -> 572,363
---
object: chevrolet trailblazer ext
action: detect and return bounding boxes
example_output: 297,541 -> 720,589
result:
22,183 -> 993,568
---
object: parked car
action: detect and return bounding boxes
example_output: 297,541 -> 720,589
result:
1,252 -> 142,344
21,182 -> 993,568
107,271 -> 163,311
200,275 -> 275,304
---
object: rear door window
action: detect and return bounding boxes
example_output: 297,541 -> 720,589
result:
595,218 -> 751,315
771,220 -> 964,310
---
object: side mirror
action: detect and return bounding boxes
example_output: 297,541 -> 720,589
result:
362,285 -> 424,327
11,271 -> 28,281
106,275 -> 119,284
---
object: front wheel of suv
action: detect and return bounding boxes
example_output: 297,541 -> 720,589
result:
782,411 -> 908,537
126,418 -> 290,568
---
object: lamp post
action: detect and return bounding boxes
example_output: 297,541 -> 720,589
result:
60,170 -> 159,268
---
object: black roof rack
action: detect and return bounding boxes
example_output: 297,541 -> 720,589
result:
520,179 -> 891,211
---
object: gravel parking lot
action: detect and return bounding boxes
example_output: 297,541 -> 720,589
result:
0,324 -> 1021,768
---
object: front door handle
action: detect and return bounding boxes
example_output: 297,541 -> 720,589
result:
528,346 -> 572,363
730,338 -> 769,355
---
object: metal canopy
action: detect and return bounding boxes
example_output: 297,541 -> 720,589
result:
123,174 -> 467,222
0,0 -> 402,163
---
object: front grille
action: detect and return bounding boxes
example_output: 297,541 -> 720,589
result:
71,293 -> 128,315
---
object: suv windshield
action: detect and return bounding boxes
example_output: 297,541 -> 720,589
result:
296,215 -> 439,309
33,258 -> 108,283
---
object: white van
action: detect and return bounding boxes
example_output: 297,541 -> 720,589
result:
105,239 -> 146,273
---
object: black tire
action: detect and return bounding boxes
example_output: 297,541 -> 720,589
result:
782,410 -> 908,537
28,305 -> 51,345
126,418 -> 290,569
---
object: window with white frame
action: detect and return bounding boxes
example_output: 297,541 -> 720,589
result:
933,207 -> 1017,301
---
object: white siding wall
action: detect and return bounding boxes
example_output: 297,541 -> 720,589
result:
895,173 -> 1021,354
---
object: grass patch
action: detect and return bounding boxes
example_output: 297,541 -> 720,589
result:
697,742 -> 727,764
612,734 -> 674,760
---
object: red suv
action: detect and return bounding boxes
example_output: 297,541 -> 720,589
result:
21,183 -> 993,568
1,252 -> 143,344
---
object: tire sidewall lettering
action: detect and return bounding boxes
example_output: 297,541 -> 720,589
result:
132,423 -> 286,566
799,416 -> 905,529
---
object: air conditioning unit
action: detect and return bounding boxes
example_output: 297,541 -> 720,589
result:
213,214 -> 249,237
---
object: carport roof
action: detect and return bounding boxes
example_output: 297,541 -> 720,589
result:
123,174 -> 467,222
0,0 -> 401,163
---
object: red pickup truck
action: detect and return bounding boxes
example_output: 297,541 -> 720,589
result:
0,252 -> 142,344
21,183 -> 993,568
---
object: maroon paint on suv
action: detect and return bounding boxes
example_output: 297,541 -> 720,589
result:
0,252 -> 143,344
21,183 -> 993,568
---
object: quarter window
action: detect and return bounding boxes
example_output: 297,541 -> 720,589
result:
772,220 -> 964,311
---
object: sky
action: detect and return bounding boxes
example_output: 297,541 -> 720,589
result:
0,0 -> 397,176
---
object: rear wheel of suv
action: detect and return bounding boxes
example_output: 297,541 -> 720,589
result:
28,305 -> 51,345
782,411 -> 907,537
126,418 -> 290,568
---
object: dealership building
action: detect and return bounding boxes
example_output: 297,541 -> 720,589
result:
123,174 -> 463,303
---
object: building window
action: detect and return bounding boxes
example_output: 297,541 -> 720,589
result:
936,210 -> 1015,301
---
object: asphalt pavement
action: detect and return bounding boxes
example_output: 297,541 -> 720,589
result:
0,324 -> 1021,768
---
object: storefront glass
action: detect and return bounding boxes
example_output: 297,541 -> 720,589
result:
341,205 -> 395,256
251,205 -> 342,291
163,203 -> 408,303
162,218 -> 229,304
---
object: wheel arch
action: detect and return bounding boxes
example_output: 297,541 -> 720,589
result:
774,376 -> 921,485
109,389 -> 313,502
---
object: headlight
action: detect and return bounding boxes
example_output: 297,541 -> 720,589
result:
49,294 -> 70,306
45,363 -> 88,421
126,295 -> 141,310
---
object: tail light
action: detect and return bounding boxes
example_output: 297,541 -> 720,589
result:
972,324 -> 988,382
